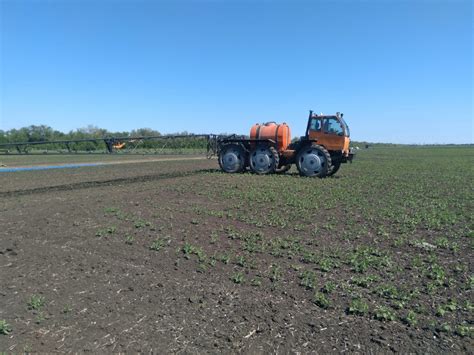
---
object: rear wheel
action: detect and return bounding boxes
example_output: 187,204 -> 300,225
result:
218,143 -> 246,173
296,144 -> 331,177
249,145 -> 279,174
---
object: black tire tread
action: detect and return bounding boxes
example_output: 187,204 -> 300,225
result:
296,143 -> 332,178
327,161 -> 341,176
249,145 -> 279,174
218,143 -> 246,173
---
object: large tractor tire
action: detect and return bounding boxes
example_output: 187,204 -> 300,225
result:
218,143 -> 246,173
249,145 -> 279,174
327,161 -> 341,177
296,144 -> 331,178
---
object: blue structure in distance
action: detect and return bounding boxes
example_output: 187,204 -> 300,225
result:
0,163 -> 104,173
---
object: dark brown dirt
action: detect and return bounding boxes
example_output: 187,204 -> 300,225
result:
0,158 -> 214,193
0,157 -> 472,352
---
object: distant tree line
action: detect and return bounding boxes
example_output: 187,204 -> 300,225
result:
0,125 -> 165,144
0,125 -> 208,152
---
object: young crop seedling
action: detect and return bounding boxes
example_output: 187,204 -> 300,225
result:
464,300 -> 474,312
403,310 -> 418,326
428,264 -> 446,284
0,320 -> 12,335
426,281 -> 439,295
104,207 -> 130,221
374,306 -> 396,322
349,246 -> 391,273
455,324 -> 474,338
219,253 -> 231,265
208,257 -> 217,267
444,299 -> 458,312
195,247 -> 207,263
393,236 -> 406,247
250,277 -> 262,287
438,323 -> 452,333
352,275 -> 378,288
242,232 -> 264,253
392,300 -> 406,310
95,226 -> 116,238
376,284 -> 399,299
150,238 -> 165,251
182,242 -> 196,259
231,272 -> 244,284
209,232 -> 218,244
322,281 -> 336,294
104,206 -> 120,214
313,292 -> 330,309
435,237 -> 450,249
27,295 -> 45,310
411,256 -> 423,268
197,263 -> 208,273
319,257 -> 338,272
436,299 -> 457,316
301,250 -> 318,264
134,219 -> 150,229
269,264 -> 282,282
348,298 -> 369,316
236,255 -> 247,268
299,270 -> 318,290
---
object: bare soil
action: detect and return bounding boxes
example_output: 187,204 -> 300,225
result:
0,153 -> 472,352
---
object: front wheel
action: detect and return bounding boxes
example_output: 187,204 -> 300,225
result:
296,144 -> 331,177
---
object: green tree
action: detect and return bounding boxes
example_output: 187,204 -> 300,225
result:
25,125 -> 55,142
0,130 -> 6,144
130,128 -> 161,137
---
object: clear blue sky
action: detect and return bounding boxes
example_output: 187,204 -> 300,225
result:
1,0 -> 472,143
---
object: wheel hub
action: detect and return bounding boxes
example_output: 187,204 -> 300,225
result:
250,147 -> 275,174
222,148 -> 242,172
299,149 -> 326,175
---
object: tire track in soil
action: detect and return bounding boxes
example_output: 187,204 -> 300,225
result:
0,168 -> 218,198
2,155 -> 208,169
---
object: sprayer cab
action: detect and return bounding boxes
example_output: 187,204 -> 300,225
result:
305,111 -> 352,159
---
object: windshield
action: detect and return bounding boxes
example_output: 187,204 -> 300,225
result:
323,117 -> 344,136
341,117 -> 350,137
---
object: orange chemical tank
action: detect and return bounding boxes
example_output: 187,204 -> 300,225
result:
250,122 -> 291,152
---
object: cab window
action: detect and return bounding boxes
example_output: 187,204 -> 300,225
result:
341,118 -> 350,137
309,118 -> 321,131
323,118 -> 344,136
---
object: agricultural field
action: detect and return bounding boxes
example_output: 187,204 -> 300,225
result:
0,153 -> 206,167
0,146 -> 473,352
